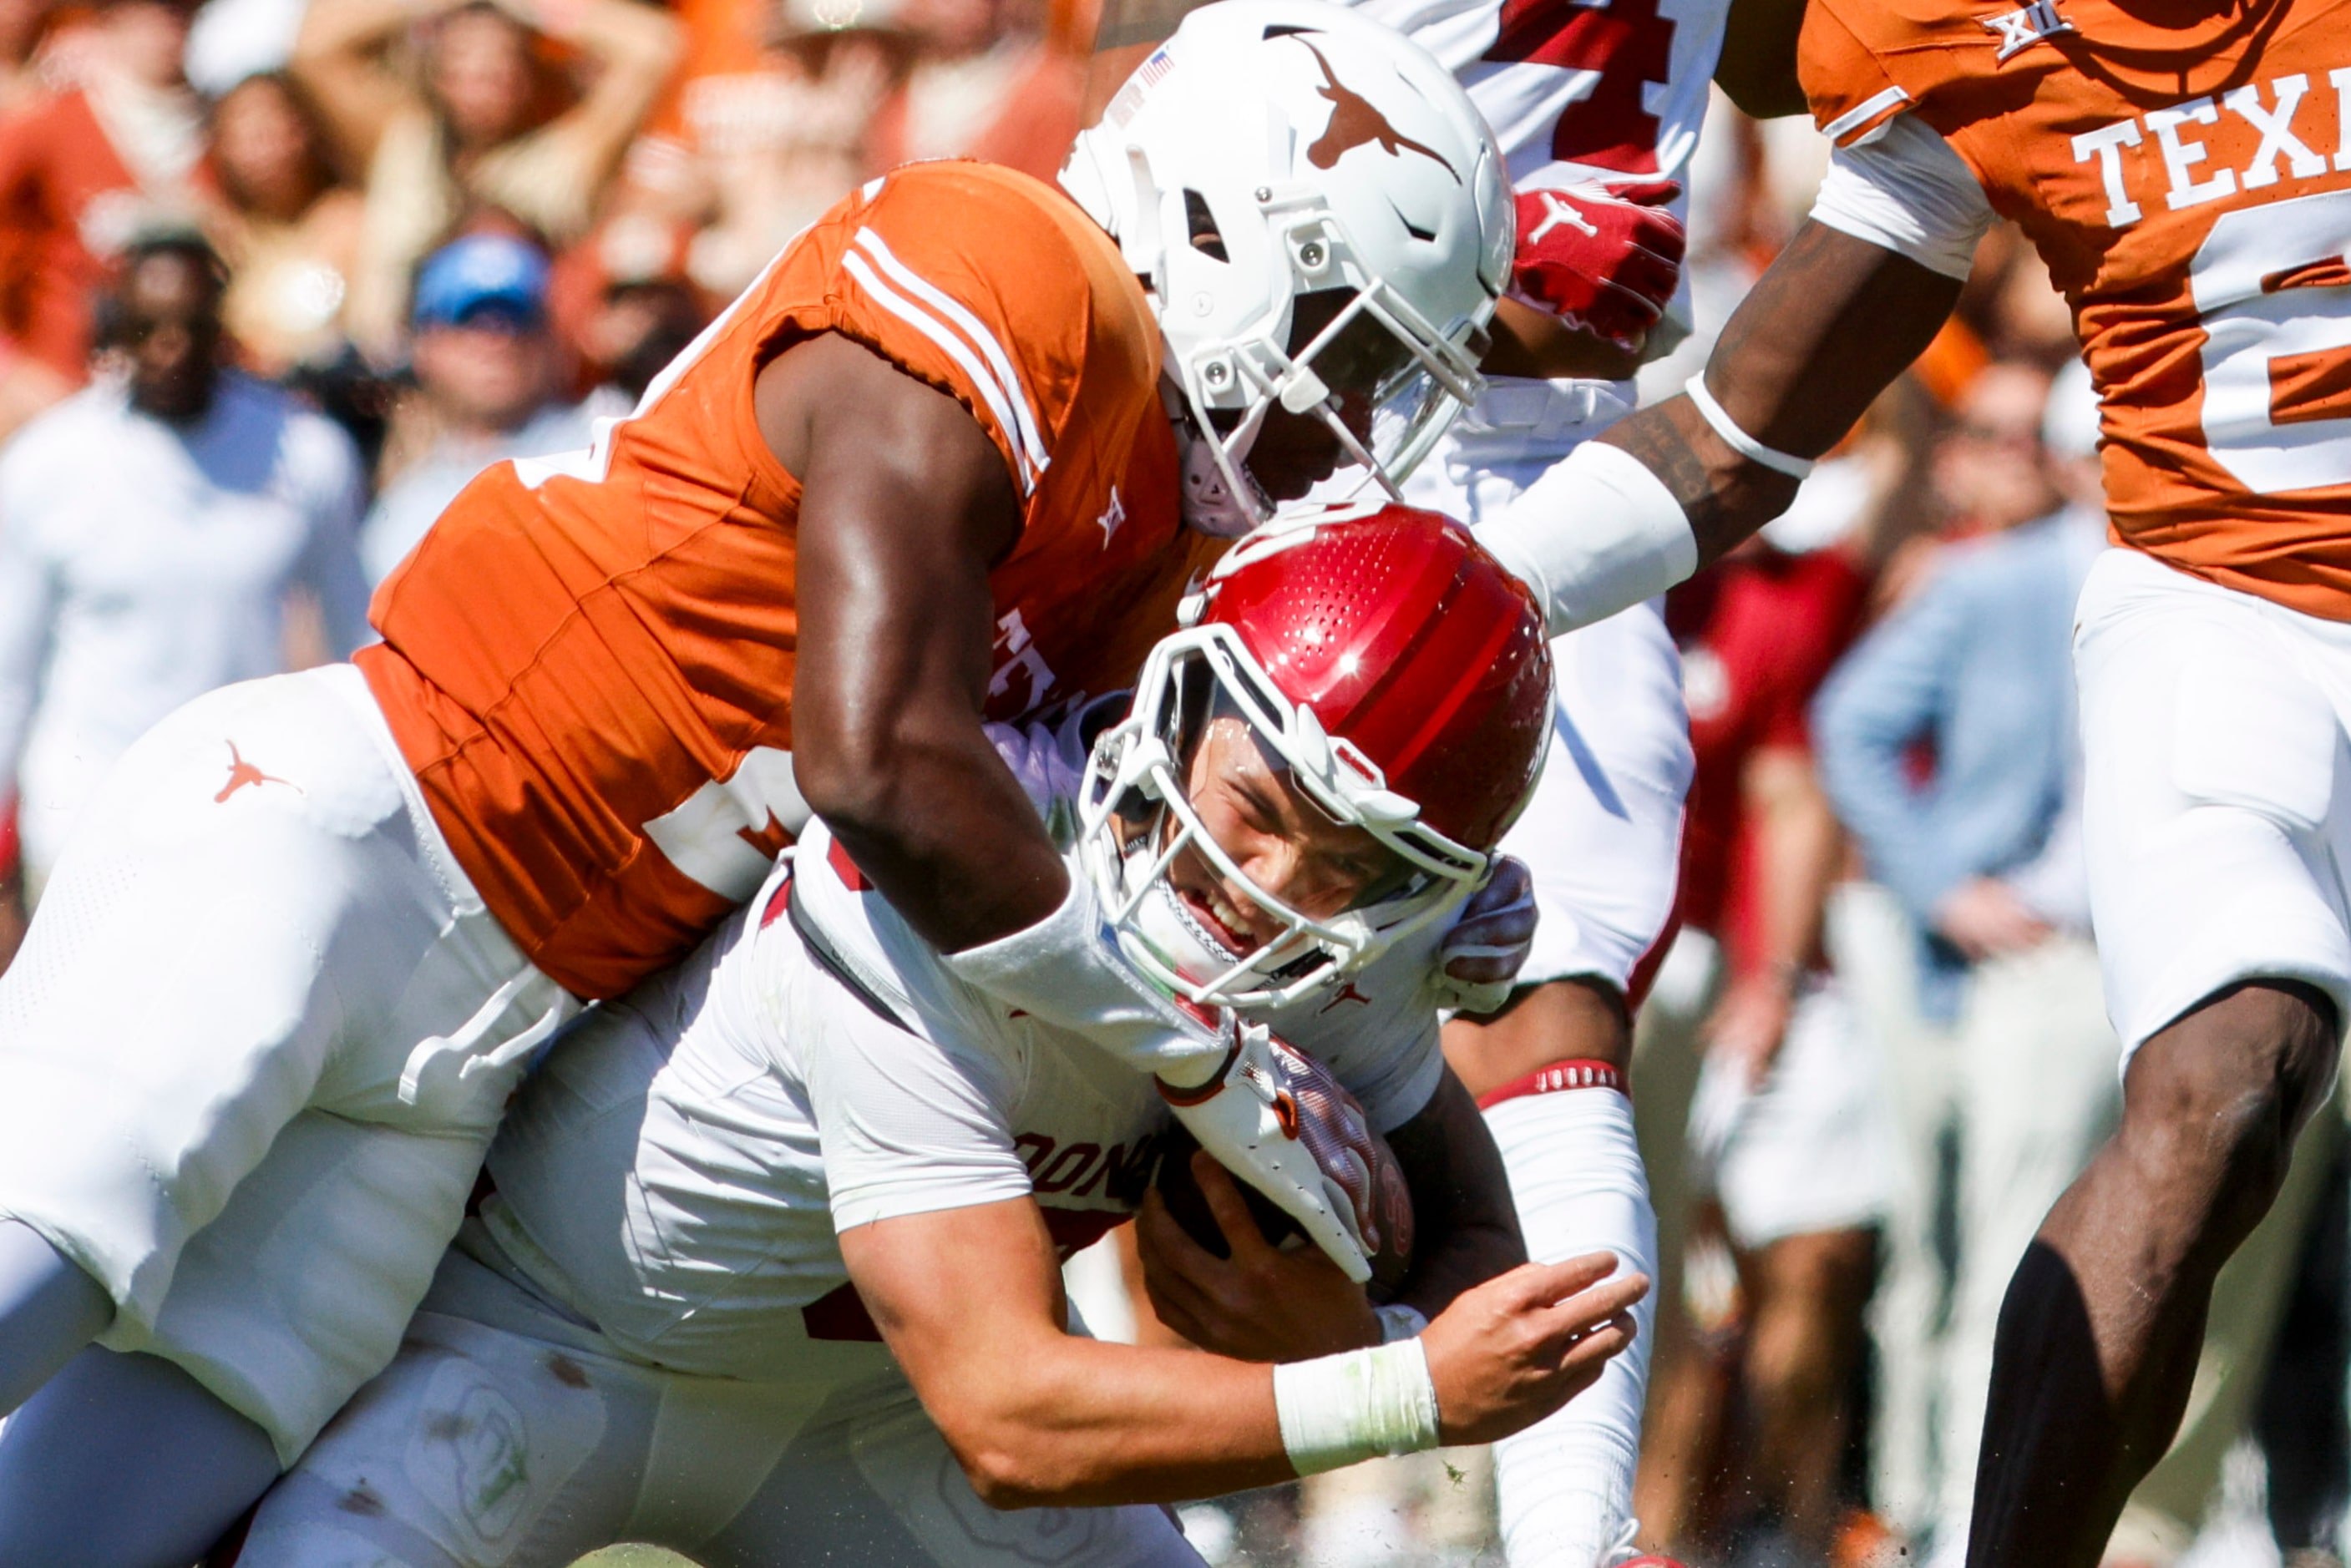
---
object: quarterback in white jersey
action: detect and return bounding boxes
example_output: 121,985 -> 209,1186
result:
231,507 -> 1649,1567
1087,0 -> 1805,1557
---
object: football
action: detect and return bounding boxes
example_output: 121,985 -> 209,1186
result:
1153,1122 -> 1416,1302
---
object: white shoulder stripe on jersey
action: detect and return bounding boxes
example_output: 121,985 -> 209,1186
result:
841,246 -> 1041,496
1822,85 -> 1913,146
852,227 -> 1051,484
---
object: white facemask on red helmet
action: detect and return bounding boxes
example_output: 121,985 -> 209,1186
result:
1078,503 -> 1553,1009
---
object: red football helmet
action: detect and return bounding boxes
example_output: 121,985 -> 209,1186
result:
1078,501 -> 1553,1009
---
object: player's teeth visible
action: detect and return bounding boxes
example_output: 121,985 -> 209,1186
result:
1209,889 -> 1248,935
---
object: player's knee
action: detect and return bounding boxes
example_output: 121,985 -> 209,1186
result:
2121,979 -> 2338,1230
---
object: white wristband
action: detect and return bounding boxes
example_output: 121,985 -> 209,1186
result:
1685,375 -> 1818,480
1271,1339 -> 1442,1476
940,867 -> 1226,1084
1479,440 -> 1699,638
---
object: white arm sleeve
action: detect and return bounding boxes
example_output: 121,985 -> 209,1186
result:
1477,439 -> 1699,640
940,870 -> 1228,1084
1809,114 -> 1997,282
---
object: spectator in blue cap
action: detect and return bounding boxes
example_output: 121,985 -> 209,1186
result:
358,231 -> 596,582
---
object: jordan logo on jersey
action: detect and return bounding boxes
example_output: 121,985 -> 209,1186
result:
1295,39 -> 1460,183
1980,0 -> 2075,62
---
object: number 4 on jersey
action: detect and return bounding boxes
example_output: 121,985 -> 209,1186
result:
1485,0 -> 1677,175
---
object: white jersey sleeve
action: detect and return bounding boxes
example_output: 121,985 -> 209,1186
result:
799,972 -> 1035,1233
1807,114 -> 1995,282
1345,0 -> 1732,351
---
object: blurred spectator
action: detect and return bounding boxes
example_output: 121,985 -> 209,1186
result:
0,0 -> 56,115
184,0 -> 303,94
0,231 -> 367,925
866,0 -> 1079,182
647,0 -> 909,301
0,0 -> 211,441
359,231 -> 590,580
208,70 -> 364,376
1813,360 -> 2113,1568
1634,526 -> 1889,1568
572,269 -> 702,404
291,0 -> 680,362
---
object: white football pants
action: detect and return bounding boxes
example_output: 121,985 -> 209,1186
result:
0,664 -> 572,1462
237,1235 -> 1204,1567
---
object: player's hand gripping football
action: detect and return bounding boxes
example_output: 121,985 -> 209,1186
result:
1509,182 -> 1686,351
1419,1252 -> 1648,1444
1435,854 -> 1537,1015
1158,1017 -> 1382,1283
1137,1151 -> 1385,1362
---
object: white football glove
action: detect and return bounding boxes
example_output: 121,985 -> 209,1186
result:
1159,1015 -> 1381,1283
1434,855 -> 1538,1015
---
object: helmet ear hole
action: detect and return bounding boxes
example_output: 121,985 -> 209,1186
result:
1183,190 -> 1229,263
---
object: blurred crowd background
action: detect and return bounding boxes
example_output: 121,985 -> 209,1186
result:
0,3 -> 2342,1565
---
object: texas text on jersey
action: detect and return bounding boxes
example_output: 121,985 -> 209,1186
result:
1803,0 -> 2351,619
356,161 -> 1218,1000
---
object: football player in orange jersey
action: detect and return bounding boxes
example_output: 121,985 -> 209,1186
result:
1463,0 -> 2351,1560
0,6 -> 1532,1561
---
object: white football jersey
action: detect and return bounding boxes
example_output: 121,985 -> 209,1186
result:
1346,0 -> 1730,198
479,714 -> 1447,1384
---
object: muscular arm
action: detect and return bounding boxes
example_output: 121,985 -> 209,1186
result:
843,1193 -> 1642,1507
1601,222 -> 1962,568
763,333 -> 1071,952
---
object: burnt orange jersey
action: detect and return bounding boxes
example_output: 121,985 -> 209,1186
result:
356,161 -> 1213,1000
1801,0 -> 2351,617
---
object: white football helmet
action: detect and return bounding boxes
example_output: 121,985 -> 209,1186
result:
1060,0 -> 1512,534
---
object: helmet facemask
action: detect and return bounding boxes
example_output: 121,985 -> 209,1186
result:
1168,194 -> 1489,537
1078,620 -> 1492,1010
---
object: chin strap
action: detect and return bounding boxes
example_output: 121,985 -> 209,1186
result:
1172,410 -> 1264,539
